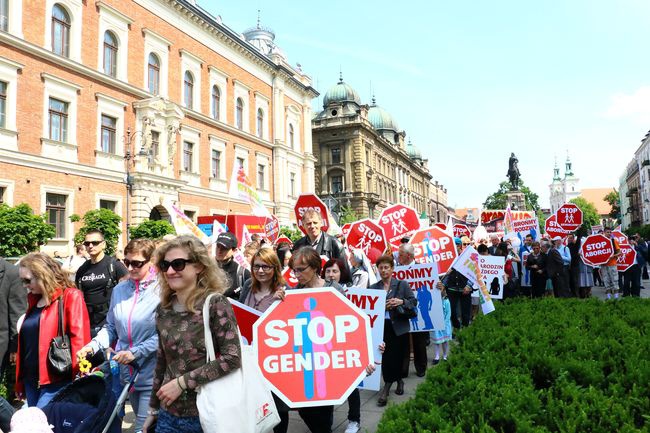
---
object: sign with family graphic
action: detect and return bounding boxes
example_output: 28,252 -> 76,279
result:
452,246 -> 496,315
393,263 -> 445,332
470,255 -> 506,300
346,219 -> 388,263
378,204 -> 421,250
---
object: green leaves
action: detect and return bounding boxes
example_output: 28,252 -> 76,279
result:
0,203 -> 56,257
129,219 -> 175,240
73,209 -> 122,255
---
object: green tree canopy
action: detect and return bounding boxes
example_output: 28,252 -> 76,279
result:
603,190 -> 620,221
0,204 -> 55,257
279,225 -> 303,242
129,219 -> 175,240
482,179 -> 540,211
74,209 -> 122,255
338,206 -> 359,225
569,197 -> 600,237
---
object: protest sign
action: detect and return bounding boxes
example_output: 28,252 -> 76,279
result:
344,287 -> 386,391
580,234 -> 615,266
470,255 -> 506,300
612,230 -> 628,246
410,226 -> 457,274
393,264 -> 444,332
556,203 -> 583,232
378,204 -> 420,249
452,224 -> 471,238
294,194 -> 330,235
283,267 -> 299,288
264,215 -> 280,243
452,246 -> 495,315
346,219 -> 388,263
519,248 -> 532,287
617,244 -> 636,272
341,223 -> 352,238
433,223 -> 447,231
544,214 -> 571,240
591,224 -> 604,235
253,288 -> 373,408
228,299 -> 262,345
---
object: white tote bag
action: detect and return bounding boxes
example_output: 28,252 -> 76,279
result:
196,294 -> 281,433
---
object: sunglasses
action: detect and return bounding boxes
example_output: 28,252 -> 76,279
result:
160,258 -> 194,272
124,259 -> 147,269
462,243 -> 471,246
21,277 -> 32,285
252,264 -> 273,272
83,240 -> 104,247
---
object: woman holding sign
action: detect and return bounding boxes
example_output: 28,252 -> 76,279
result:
369,255 -> 417,407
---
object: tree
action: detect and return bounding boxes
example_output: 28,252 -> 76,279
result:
129,220 -> 175,240
338,206 -> 359,225
279,225 -> 303,242
569,197 -> 600,237
482,179 -> 541,211
0,204 -> 55,257
74,209 -> 122,255
604,190 -> 620,221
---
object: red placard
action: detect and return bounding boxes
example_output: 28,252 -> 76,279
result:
410,226 -> 457,274
228,299 -> 262,345
283,267 -> 299,288
433,223 -> 447,231
341,223 -> 352,238
378,204 -> 420,248
544,214 -> 571,240
253,288 -> 373,408
556,203 -> 583,232
346,219 -> 388,263
580,234 -> 615,266
453,224 -> 471,238
264,215 -> 280,244
617,244 -> 636,272
294,194 -> 330,235
275,236 -> 294,248
612,230 -> 628,246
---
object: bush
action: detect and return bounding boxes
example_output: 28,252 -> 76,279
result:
0,204 -> 55,257
378,298 -> 650,433
129,219 -> 175,240
279,225 -> 303,242
74,209 -> 122,255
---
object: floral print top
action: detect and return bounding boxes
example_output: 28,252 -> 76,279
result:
150,292 -> 241,417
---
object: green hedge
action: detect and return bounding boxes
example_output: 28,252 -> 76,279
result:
378,298 -> 650,433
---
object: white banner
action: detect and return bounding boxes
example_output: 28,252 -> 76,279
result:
452,246 -> 495,315
393,264 -> 445,332
471,255 -> 505,300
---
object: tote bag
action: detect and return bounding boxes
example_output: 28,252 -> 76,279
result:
196,294 -> 280,433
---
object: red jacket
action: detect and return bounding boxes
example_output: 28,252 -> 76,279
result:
15,287 -> 90,395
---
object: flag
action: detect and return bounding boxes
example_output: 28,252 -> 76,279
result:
228,163 -> 272,217
164,204 -> 211,245
503,205 -> 515,236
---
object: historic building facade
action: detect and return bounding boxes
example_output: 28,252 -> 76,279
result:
311,76 -> 447,223
0,0 -> 317,254
549,156 -> 579,214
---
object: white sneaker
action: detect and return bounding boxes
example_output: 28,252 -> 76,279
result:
345,421 -> 361,433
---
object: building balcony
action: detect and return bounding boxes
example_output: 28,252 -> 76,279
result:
642,159 -> 650,167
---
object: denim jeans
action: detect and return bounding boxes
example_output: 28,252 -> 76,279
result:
129,389 -> 152,432
24,381 -> 66,408
155,409 -> 203,433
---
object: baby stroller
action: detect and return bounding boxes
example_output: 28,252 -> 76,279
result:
41,361 -> 140,433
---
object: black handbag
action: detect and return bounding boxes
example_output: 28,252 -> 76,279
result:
395,303 -> 418,319
47,293 -> 72,375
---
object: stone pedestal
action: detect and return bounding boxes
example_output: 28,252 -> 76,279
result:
506,190 -> 526,210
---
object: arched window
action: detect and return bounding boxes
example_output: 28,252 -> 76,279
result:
257,108 -> 264,138
289,124 -> 295,149
183,71 -> 194,108
235,97 -> 244,129
52,4 -> 70,57
103,31 -> 118,77
211,85 -> 220,120
148,53 -> 160,95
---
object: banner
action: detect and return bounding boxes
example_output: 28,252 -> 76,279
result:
452,246 -> 495,315
480,210 -> 539,241
519,246 -> 532,287
228,163 -> 271,217
165,204 -> 211,244
471,255 -> 505,300
344,287 -> 386,391
393,264 -> 445,331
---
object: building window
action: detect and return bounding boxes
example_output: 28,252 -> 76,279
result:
148,53 -> 160,95
332,148 -> 341,164
211,149 -> 221,178
151,130 -> 159,159
236,98 -> 244,130
100,114 -> 116,153
257,108 -> 264,138
289,124 -> 295,149
46,193 -> 67,238
257,164 -> 265,190
0,81 -> 6,128
183,141 -> 193,172
211,85 -> 220,120
290,172 -> 296,197
0,0 -> 7,32
183,71 -> 194,109
184,210 -> 196,221
236,157 -> 245,170
103,31 -> 118,77
52,4 -> 71,57
332,175 -> 343,194
48,98 -> 68,142
99,199 -> 117,212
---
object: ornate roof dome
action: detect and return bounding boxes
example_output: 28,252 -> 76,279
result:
368,97 -> 399,132
406,140 -> 422,160
322,73 -> 361,108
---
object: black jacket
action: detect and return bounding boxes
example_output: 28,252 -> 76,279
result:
292,232 -> 344,260
546,248 -> 564,278
369,278 -> 417,336
441,269 -> 471,292
0,258 -> 26,370
219,257 -> 251,300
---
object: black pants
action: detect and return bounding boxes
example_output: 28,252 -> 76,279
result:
448,290 -> 471,328
297,406 -> 333,433
553,267 -> 571,298
273,393 -> 290,433
593,268 -> 603,286
0,397 -> 14,433
569,265 -> 580,297
402,332 -> 428,376
382,319 -> 408,383
530,274 -> 546,298
347,388 -> 360,423
623,264 -> 641,297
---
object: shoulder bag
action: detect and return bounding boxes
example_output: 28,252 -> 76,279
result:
197,294 -> 280,433
47,291 -> 73,375
392,281 -> 417,319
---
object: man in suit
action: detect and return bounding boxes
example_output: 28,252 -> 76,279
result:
292,209 -> 344,260
546,237 -> 566,297
0,258 -> 26,376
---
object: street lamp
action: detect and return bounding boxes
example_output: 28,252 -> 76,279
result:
124,124 -> 151,240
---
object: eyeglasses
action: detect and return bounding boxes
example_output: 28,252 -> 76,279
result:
21,278 -> 32,285
83,240 -> 104,247
462,243 -> 471,246
124,259 -> 147,269
292,266 -> 310,274
253,264 -> 273,272
160,258 -> 194,272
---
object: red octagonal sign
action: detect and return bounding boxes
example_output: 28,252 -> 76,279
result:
378,204 -> 420,248
617,244 -> 636,272
556,203 -> 583,232
410,226 -> 457,274
453,224 -> 471,238
294,194 -> 330,235
545,214 -> 571,240
253,287 -> 373,408
346,219 -> 388,263
580,234 -> 615,266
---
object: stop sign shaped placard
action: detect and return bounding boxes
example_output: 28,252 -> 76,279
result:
617,244 -> 637,272
253,287 -> 373,408
580,234 -> 615,266
341,223 -> 352,238
410,226 -> 457,274
545,214 -> 571,240
556,203 -> 583,232
612,230 -> 628,246
378,204 -> 420,248
294,194 -> 330,235
346,219 -> 388,263
453,224 -> 471,238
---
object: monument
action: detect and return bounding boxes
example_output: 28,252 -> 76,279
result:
506,153 -> 526,210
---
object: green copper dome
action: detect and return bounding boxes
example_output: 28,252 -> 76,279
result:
368,98 -> 399,132
406,140 -> 422,160
322,74 -> 361,108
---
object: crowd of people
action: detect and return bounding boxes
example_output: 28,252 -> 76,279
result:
0,211 -> 645,433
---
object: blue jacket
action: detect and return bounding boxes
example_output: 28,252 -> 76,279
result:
89,270 -> 160,391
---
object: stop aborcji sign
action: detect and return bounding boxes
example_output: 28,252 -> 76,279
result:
253,287 -> 373,408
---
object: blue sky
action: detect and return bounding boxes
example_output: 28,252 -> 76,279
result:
204,0 -> 650,209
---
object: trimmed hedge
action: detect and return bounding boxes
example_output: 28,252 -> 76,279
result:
378,298 -> 650,433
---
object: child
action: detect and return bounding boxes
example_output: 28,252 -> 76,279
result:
432,285 -> 452,364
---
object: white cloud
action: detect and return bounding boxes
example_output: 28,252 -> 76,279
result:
604,86 -> 650,122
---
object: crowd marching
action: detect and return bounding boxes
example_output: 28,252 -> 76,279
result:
0,206 -> 646,433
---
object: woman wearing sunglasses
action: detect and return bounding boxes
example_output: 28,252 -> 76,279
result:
77,239 -> 159,432
142,236 -> 241,433
15,253 -> 90,408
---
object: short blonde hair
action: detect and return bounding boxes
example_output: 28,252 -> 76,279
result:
19,253 -> 71,305
154,235 -> 228,312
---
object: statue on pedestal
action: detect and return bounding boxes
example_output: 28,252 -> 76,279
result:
507,153 -> 520,190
